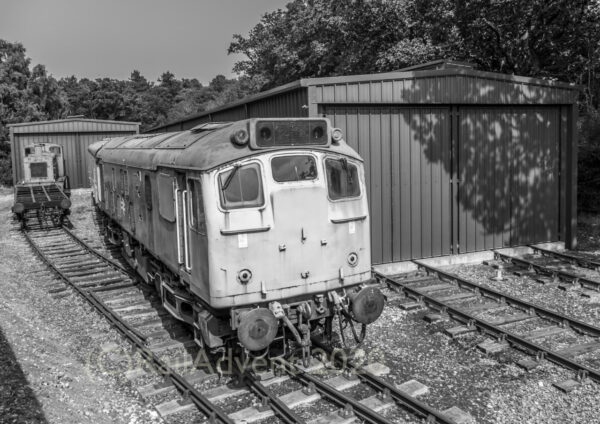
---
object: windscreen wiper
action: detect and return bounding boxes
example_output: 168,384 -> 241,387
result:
222,164 -> 241,190
341,158 -> 353,185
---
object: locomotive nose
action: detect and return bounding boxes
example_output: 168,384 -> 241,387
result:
349,286 -> 385,324
237,308 -> 279,351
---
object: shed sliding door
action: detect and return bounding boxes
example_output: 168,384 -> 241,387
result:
325,106 -> 452,264
457,107 -> 560,253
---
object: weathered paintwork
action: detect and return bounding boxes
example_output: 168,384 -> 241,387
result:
89,119 -> 371,310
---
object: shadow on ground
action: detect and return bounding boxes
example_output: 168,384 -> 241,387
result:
0,326 -> 47,423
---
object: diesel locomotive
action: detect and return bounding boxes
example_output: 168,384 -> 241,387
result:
13,142 -> 71,223
88,118 -> 385,362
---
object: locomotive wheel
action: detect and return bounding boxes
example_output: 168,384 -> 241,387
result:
237,308 -> 278,351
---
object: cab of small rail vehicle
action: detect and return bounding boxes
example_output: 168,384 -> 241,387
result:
202,118 -> 384,352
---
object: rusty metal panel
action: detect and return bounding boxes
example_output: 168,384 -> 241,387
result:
324,106 -> 452,264
457,107 -> 560,253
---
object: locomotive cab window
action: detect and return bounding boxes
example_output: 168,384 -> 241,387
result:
219,163 -> 264,209
271,155 -> 317,182
325,157 -> 361,200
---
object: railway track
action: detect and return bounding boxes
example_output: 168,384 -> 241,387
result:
492,249 -> 600,297
24,223 -> 234,423
24,221 -> 464,423
375,262 -> 600,392
528,245 -> 600,271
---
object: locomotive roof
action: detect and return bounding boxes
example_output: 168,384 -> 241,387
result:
88,119 -> 362,171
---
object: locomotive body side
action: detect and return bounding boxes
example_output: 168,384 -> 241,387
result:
89,119 -> 384,356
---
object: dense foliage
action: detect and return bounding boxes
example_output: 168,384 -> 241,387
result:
0,40 -> 258,185
230,0 -> 600,210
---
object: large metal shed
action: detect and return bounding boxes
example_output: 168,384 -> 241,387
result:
148,60 -> 579,265
9,117 -> 140,189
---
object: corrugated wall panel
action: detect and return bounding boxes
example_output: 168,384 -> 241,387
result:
313,75 -> 576,106
247,89 -> 308,118
324,106 -> 452,263
12,120 -> 139,134
457,107 -> 560,253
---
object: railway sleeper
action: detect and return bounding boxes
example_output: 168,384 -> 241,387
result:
70,271 -> 122,283
64,267 -> 112,278
78,276 -> 127,289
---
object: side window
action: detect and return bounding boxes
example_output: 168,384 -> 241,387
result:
218,163 -> 264,210
157,173 -> 175,221
188,179 -> 206,234
144,175 -> 152,210
325,158 -> 361,200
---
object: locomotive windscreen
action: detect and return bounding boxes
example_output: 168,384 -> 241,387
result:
30,162 -> 48,178
255,120 -> 328,147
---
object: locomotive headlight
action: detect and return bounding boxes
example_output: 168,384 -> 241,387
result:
331,128 -> 343,143
347,252 -> 359,267
231,128 -> 249,146
237,269 -> 252,284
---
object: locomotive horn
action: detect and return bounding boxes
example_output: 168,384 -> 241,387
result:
237,308 -> 278,351
348,286 -> 385,324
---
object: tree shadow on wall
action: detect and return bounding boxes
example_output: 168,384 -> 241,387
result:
0,326 -> 48,423
402,77 -> 561,249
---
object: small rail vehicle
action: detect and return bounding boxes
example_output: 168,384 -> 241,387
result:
88,118 -> 385,363
13,143 -> 71,223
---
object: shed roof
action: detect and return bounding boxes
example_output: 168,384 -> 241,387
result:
147,63 -> 580,133
9,117 -> 140,134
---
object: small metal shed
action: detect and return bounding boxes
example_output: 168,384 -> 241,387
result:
9,117 -> 140,189
148,60 -> 579,265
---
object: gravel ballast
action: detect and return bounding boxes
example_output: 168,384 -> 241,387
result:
3,188 -> 600,423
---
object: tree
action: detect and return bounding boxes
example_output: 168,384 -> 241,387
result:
229,0 -> 600,99
228,0 -> 460,89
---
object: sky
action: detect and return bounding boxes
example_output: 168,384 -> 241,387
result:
1,0 -> 288,84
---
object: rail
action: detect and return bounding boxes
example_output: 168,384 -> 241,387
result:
23,227 -> 234,424
374,264 -> 600,384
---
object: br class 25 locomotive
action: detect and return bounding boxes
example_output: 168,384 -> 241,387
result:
89,117 -> 386,364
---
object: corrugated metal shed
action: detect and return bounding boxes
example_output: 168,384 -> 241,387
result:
9,117 -> 140,189
147,62 -> 579,265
